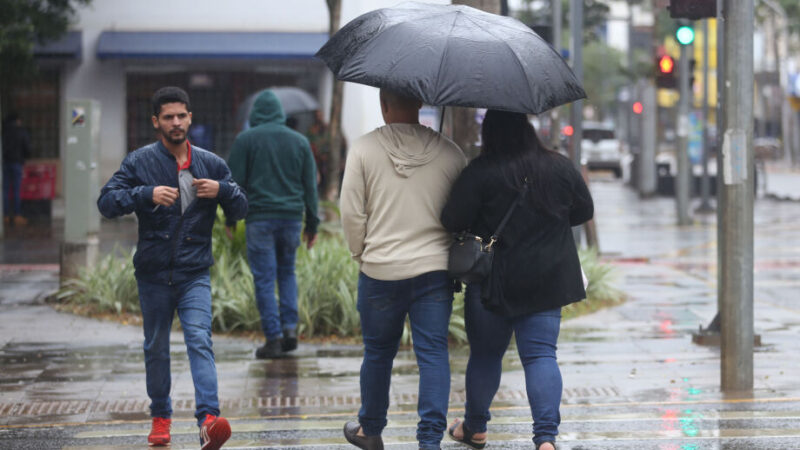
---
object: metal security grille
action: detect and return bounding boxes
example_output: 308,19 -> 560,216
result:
0,387 -> 621,417
126,72 -> 303,160
0,69 -> 60,159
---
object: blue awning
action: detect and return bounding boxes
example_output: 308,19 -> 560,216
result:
33,31 -> 82,60
96,31 -> 329,60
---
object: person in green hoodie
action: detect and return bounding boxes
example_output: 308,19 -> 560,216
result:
227,89 -> 320,359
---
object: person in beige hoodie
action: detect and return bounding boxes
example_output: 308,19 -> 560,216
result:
340,89 -> 466,450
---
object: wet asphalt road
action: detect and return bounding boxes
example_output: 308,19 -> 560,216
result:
1,174 -> 800,449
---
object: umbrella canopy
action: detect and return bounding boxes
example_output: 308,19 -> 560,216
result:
236,86 -> 320,131
315,1 -> 585,114
269,86 -> 320,114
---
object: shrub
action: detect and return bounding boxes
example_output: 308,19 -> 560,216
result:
56,213 -> 621,343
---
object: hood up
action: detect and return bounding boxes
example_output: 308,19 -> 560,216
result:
249,89 -> 286,127
377,124 -> 443,178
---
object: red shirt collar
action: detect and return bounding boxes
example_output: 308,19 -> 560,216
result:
178,141 -> 192,172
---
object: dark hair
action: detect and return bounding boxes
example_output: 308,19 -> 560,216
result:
152,86 -> 191,117
481,109 -> 570,219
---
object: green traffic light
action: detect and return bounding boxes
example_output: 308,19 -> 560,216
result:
676,26 -> 695,45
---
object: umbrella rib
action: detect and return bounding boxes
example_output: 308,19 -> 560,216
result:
431,11 -> 461,105
462,14 -> 537,111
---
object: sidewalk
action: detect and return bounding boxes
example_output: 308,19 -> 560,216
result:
1,178 -> 799,448
764,160 -> 800,201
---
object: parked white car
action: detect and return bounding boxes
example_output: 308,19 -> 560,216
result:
581,122 -> 623,178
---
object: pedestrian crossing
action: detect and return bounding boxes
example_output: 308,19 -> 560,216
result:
9,397 -> 799,449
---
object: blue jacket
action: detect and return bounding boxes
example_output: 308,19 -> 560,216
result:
97,141 -> 248,285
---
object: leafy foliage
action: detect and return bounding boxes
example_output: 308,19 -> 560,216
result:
57,212 -> 621,345
0,0 -> 91,81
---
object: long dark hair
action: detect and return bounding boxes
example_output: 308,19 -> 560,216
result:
481,109 -> 570,219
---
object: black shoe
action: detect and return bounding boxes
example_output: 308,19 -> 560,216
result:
255,339 -> 282,359
281,328 -> 298,352
343,421 -> 383,450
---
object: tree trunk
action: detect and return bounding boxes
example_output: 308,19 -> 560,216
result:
324,0 -> 344,210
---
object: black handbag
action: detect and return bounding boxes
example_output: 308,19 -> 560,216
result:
447,186 -> 526,284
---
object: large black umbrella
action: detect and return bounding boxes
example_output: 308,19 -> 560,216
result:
315,1 -> 585,115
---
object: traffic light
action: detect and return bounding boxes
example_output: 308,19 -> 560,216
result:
669,0 -> 716,20
656,55 -> 676,89
676,25 -> 695,45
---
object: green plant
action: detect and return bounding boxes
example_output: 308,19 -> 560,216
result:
55,246 -> 139,315
562,247 -> 624,319
56,212 -> 621,343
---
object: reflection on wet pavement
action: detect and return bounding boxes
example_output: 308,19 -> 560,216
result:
2,179 -> 800,448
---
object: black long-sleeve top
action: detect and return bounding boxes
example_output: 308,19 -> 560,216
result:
441,153 -> 594,317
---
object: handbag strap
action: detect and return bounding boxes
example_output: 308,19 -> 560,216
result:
487,179 -> 528,249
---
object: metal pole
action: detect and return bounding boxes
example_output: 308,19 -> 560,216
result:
0,100 -> 4,238
569,0 -> 584,246
640,81 -> 657,196
569,0 -> 583,168
697,19 -> 714,213
719,0 -> 754,393
550,0 -> 562,150
626,1 -> 634,156
675,29 -> 692,226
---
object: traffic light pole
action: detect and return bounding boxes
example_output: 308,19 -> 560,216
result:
675,31 -> 692,226
719,0 -> 754,393
697,19 -> 714,213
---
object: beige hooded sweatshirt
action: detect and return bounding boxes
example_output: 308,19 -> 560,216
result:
340,123 -> 467,281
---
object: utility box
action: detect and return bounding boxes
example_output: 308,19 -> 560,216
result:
61,100 -> 101,281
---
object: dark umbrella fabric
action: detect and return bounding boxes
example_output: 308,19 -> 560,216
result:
315,1 -> 586,114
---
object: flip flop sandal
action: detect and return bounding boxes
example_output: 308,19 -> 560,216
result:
447,418 -> 487,450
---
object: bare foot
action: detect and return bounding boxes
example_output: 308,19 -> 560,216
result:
537,442 -> 555,450
449,419 -> 487,442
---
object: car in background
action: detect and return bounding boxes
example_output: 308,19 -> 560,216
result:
581,122 -> 623,178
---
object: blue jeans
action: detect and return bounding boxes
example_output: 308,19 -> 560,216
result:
463,283 -> 562,447
137,273 -> 220,426
2,163 -> 23,216
357,271 -> 453,450
246,219 -> 302,340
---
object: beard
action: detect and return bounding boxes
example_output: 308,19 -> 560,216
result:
161,126 -> 187,145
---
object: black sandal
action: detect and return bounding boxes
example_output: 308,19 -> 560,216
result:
536,440 -> 556,450
447,419 -> 487,450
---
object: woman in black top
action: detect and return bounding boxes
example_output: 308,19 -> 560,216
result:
441,110 -> 593,450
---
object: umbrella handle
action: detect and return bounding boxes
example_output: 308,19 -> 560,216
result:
438,106 -> 446,134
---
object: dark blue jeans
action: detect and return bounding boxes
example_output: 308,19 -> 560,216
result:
2,163 -> 23,216
463,283 -> 562,447
136,273 -> 220,426
246,219 -> 302,340
357,271 -> 453,450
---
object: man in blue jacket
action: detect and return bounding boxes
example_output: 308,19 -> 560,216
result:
97,86 -> 247,450
227,89 -> 319,359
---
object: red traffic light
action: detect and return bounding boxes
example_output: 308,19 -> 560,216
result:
632,102 -> 643,114
562,125 -> 574,137
659,55 -> 674,74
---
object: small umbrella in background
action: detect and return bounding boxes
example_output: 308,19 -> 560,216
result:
315,1 -> 585,116
237,87 -> 320,131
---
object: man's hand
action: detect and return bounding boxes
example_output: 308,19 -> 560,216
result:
153,186 -> 179,207
193,179 -> 220,198
225,223 -> 235,239
303,231 -> 317,250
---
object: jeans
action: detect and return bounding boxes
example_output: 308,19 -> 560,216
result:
246,219 -> 302,340
137,273 -> 220,426
357,271 -> 453,450
463,283 -> 562,446
2,163 -> 23,217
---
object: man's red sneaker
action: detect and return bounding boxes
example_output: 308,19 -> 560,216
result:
200,414 -> 231,450
148,417 -> 171,446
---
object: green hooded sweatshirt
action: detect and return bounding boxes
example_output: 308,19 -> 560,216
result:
227,90 -> 320,234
